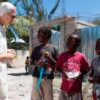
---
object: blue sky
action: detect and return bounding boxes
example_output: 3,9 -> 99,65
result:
9,0 -> 100,21
43,0 -> 100,21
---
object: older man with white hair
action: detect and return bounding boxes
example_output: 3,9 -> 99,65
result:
0,2 -> 16,100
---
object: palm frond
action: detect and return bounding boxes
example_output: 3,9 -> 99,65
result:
48,0 -> 60,19
13,0 -> 20,5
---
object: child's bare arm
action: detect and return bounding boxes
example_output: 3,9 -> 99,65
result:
89,69 -> 94,83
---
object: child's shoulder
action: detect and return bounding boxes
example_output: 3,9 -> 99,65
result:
34,44 -> 43,49
92,57 -> 99,62
59,51 -> 67,56
46,44 -> 55,47
46,44 -> 58,50
75,51 -> 86,57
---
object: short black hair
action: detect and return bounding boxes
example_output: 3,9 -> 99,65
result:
68,34 -> 81,43
95,38 -> 100,50
96,38 -> 100,43
38,26 -> 52,39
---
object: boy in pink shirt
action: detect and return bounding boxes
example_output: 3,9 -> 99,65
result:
56,34 -> 89,100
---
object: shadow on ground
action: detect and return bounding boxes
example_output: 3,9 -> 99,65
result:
8,72 -> 30,76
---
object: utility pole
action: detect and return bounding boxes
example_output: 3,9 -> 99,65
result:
62,0 -> 66,16
61,0 -> 67,51
77,12 -> 80,20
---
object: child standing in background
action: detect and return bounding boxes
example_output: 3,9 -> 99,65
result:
25,56 -> 30,74
89,38 -> 100,100
56,34 -> 89,100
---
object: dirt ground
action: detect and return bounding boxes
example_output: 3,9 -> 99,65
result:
7,67 -> 92,100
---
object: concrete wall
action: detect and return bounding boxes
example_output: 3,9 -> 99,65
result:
60,19 -> 76,52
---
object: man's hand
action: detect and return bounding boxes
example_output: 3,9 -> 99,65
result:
7,49 -> 16,60
7,49 -> 15,54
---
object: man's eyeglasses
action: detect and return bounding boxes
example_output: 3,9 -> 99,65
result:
8,13 -> 16,19
11,15 -> 16,19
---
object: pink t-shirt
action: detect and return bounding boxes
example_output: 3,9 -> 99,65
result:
56,51 -> 89,92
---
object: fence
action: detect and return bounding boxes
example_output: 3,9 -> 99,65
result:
80,26 -> 100,64
51,26 -> 100,64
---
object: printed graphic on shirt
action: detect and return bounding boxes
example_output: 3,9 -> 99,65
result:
63,58 -> 81,78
